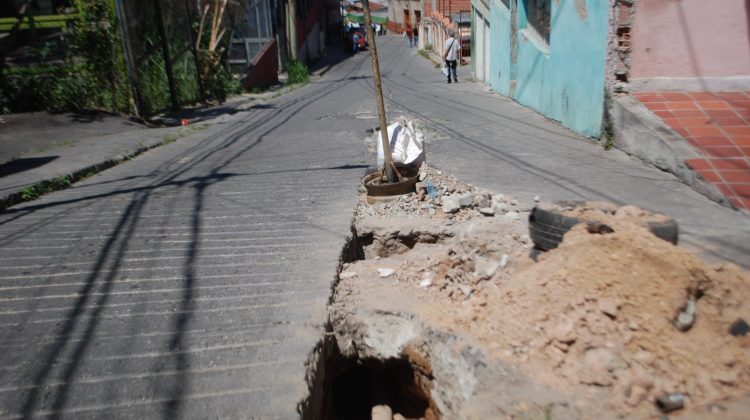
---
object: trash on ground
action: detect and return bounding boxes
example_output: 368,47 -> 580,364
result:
375,119 -> 425,169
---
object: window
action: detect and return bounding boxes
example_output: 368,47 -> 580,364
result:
522,0 -> 550,45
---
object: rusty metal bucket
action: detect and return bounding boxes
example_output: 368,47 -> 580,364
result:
362,163 -> 419,197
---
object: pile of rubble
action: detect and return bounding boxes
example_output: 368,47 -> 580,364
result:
356,164 -> 532,222
334,164 -> 750,419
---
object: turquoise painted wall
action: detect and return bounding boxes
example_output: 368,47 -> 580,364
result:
488,1 -> 512,96
478,0 -> 609,137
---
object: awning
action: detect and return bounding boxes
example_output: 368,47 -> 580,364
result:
345,13 -> 388,25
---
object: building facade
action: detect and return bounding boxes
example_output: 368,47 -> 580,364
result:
469,0 -> 750,138
471,0 -> 609,137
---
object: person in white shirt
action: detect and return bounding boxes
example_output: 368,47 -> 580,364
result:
443,29 -> 460,83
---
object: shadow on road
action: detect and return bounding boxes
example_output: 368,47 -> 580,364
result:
0,156 -> 58,177
10,55 -> 365,418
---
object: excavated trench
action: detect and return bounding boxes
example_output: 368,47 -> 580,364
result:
299,225 -> 442,420
299,212 -> 558,419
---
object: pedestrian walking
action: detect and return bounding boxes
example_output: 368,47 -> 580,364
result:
443,29 -> 460,83
353,30 -> 360,53
375,23 -> 381,36
406,25 -> 413,47
413,26 -> 419,48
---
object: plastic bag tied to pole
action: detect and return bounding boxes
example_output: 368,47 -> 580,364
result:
375,119 -> 425,169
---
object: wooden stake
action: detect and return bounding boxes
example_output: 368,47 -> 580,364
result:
362,0 -> 396,184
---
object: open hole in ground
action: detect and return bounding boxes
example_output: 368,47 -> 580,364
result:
303,335 -> 438,420
331,356 -> 435,420
354,225 -> 454,259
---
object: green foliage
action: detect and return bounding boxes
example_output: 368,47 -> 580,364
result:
285,60 -> 309,85
72,0 -> 129,110
20,175 -> 72,201
1,64 -> 99,112
222,73 -> 242,97
1,1 -> 238,116
1,0 -> 130,114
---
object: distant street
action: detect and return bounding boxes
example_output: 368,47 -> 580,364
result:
0,33 -> 748,419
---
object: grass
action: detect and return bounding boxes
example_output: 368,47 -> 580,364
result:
20,175 -> 72,201
285,60 -> 310,85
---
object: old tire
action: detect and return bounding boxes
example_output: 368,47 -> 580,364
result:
528,204 -> 679,251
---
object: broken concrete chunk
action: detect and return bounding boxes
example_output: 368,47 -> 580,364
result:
499,254 -> 508,268
339,271 -> 357,280
419,171 -> 427,181
458,193 -> 474,208
475,258 -> 501,278
371,405 -> 393,420
478,207 -> 495,216
598,299 -> 618,319
442,195 -> 461,213
729,318 -> 749,336
674,298 -> 696,332
491,195 -> 508,213
377,268 -> 396,278
656,393 -> 685,413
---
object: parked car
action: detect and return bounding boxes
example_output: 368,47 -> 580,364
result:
343,27 -> 367,51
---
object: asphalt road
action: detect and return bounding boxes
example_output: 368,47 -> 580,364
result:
0,34 -> 748,419
0,49 -> 372,418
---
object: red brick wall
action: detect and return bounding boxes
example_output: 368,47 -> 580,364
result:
243,39 -> 279,89
435,0 -> 471,14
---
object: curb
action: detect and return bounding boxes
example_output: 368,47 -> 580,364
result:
0,134 -> 183,212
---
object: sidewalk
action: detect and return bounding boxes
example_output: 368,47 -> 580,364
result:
414,45 -> 750,213
632,91 -> 750,209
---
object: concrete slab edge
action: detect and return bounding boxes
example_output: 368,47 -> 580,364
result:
0,135 -> 173,212
607,95 -> 734,209
629,76 -> 750,93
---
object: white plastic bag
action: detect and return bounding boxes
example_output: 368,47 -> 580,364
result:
375,119 -> 425,169
441,64 -> 449,77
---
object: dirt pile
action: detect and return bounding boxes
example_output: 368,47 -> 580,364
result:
434,220 -> 750,416
334,164 -> 750,418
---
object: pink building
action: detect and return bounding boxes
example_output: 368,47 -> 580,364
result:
623,0 -> 750,92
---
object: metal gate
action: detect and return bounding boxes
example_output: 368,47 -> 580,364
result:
227,0 -> 274,76
115,0 -> 201,117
